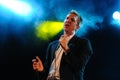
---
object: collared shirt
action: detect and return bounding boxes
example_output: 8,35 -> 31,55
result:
48,32 -> 75,80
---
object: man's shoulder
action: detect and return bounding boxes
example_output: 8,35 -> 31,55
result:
49,40 -> 59,46
75,35 -> 90,42
77,36 -> 93,54
75,36 -> 92,47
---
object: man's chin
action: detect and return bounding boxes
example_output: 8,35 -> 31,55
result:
64,29 -> 69,33
64,27 -> 69,30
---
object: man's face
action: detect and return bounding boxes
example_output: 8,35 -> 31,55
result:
64,13 -> 79,34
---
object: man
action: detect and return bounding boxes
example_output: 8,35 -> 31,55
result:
32,10 -> 93,80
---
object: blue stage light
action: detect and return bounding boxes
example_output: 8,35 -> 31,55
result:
113,11 -> 120,20
0,0 -> 32,16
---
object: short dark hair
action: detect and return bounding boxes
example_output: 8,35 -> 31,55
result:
69,10 -> 82,26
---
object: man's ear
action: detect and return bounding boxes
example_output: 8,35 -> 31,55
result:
76,25 -> 79,30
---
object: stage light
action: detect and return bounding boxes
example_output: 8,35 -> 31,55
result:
0,0 -> 32,16
36,21 -> 63,41
112,11 -> 120,26
113,11 -> 120,20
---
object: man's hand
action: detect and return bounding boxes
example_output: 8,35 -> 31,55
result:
59,34 -> 70,53
32,56 -> 44,72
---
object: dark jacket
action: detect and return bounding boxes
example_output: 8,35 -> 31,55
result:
40,35 -> 93,80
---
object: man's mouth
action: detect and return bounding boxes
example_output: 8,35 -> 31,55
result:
65,24 -> 70,27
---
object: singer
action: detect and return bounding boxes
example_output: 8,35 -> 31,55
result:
32,10 -> 93,80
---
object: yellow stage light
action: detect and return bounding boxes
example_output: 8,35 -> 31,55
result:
36,21 -> 63,41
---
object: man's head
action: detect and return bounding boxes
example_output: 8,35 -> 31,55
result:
64,10 -> 82,35
69,10 -> 82,26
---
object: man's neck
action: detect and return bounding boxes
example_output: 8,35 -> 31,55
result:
64,31 -> 75,36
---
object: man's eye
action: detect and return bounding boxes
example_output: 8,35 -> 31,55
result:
66,17 -> 69,19
71,19 -> 75,22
